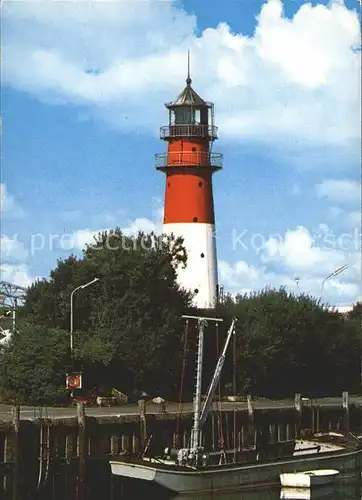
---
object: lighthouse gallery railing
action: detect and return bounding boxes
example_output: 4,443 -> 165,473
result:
155,151 -> 223,168
160,124 -> 218,140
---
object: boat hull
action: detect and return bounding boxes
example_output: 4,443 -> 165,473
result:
110,445 -> 362,494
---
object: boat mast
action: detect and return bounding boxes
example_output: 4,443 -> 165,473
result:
199,318 -> 237,428
182,315 -> 223,450
192,318 -> 204,450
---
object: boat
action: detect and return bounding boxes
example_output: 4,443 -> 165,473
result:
280,485 -> 335,499
280,469 -> 339,488
110,315 -> 362,495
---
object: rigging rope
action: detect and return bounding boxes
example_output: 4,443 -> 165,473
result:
215,322 -> 225,450
176,318 -> 189,445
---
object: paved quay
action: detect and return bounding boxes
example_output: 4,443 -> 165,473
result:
0,396 -> 360,422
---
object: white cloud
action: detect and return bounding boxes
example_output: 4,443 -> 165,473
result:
254,0 -> 358,88
72,228 -> 110,250
0,207 -> 165,291
0,264 -> 35,288
315,179 -> 361,204
2,0 -> 360,145
122,217 -> 161,236
220,222 -> 361,307
0,184 -> 25,219
219,257 -> 361,307
71,214 -> 163,251
0,234 -> 28,262
218,260 -> 290,295
262,226 -> 335,271
260,224 -> 360,273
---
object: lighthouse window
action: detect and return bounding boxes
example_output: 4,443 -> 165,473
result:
200,253 -> 205,258
194,288 -> 199,294
168,182 -> 171,187
198,182 -> 203,187
193,217 -> 198,222
192,147 -> 197,152
175,107 -> 192,124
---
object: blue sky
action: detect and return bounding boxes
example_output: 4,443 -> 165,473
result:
1,0 -> 361,307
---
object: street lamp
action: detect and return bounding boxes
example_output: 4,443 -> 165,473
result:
320,265 -> 348,301
70,277 -> 99,356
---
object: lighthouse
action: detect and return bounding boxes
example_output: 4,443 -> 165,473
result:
155,59 -> 223,309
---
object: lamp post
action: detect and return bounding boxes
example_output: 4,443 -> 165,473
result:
70,277 -> 99,357
320,265 -> 348,302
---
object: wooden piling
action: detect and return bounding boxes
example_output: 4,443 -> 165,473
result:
245,395 -> 255,447
138,399 -> 147,450
110,436 -> 119,455
65,434 -> 73,463
11,406 -> 20,500
316,406 -> 320,432
77,402 -> 86,500
343,391 -> 350,436
270,423 -> 276,443
294,393 -> 302,439
64,433 -> 74,500
3,431 -> 13,495
121,433 -> 127,451
286,422 -> 290,441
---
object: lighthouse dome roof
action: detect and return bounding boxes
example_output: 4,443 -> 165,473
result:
166,80 -> 208,108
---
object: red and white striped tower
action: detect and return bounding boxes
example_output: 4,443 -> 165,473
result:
156,58 -> 223,309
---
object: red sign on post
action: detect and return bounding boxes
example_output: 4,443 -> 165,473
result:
66,373 -> 82,390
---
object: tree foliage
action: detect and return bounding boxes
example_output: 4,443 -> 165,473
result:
217,289 -> 360,398
0,227 -> 360,404
0,322 -> 69,404
0,229 -> 192,402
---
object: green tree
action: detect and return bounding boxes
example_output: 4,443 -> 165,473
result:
218,288 -> 359,398
11,229 -> 193,402
0,322 -> 69,404
348,301 -> 362,322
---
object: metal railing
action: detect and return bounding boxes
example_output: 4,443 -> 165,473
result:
160,124 -> 218,140
155,152 -> 223,168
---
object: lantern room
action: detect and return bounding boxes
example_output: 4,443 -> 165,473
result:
160,76 -> 218,142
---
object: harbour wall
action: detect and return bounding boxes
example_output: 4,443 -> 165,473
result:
0,392 -> 359,500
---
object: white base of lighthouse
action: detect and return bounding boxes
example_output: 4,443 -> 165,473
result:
163,223 -> 218,309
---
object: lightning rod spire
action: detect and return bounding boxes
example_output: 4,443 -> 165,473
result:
186,49 -> 192,85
